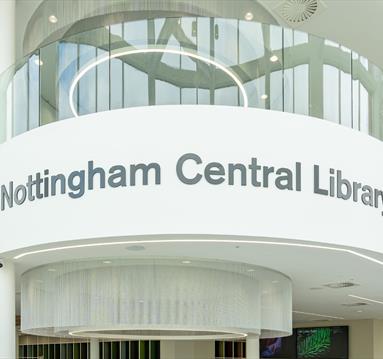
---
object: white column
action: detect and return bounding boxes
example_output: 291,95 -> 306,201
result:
160,340 -> 215,359
90,339 -> 100,359
247,334 -> 260,359
0,260 -> 16,359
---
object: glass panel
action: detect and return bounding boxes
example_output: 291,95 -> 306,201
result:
149,341 -> 160,359
139,341 -> 149,359
40,42 -> 58,125
323,65 -> 339,123
130,341 -> 139,359
111,342 -> 119,359
13,62 -> 28,136
29,53 -> 40,130
58,41 -> 78,120
224,341 -> 233,358
121,342 -> 129,359
74,343 -> 80,359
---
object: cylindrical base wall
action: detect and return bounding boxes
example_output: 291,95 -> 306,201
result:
0,260 -> 16,359
21,258 -> 292,340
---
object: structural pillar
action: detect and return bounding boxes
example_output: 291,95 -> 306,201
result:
247,334 -> 260,359
90,338 -> 100,359
0,260 -> 16,359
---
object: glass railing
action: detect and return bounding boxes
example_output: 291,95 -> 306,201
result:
1,16 -> 383,144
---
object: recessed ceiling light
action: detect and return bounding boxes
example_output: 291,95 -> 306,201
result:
47,268 -> 56,272
348,294 -> 383,305
34,58 -> 43,66
261,94 -> 268,100
126,245 -> 145,251
138,300 -> 144,304
182,260 -> 191,264
270,55 -> 279,62
48,15 -> 58,24
244,12 -> 254,21
247,269 -> 255,272
103,260 -> 112,264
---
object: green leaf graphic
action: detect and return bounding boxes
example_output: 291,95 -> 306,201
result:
298,328 -> 332,358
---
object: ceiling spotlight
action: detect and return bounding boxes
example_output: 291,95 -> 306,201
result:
244,12 -> 254,21
103,260 -> 112,264
182,260 -> 191,264
247,269 -> 255,272
270,55 -> 279,62
34,58 -> 43,66
261,94 -> 268,100
48,15 -> 58,24
47,268 -> 56,272
357,310 -> 363,313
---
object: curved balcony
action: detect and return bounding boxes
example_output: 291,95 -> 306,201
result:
0,16 -> 382,144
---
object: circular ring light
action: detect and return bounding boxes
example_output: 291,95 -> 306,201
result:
69,327 -> 248,340
69,48 -> 249,118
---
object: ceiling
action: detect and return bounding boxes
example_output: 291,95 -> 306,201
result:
15,0 -> 383,69
11,235 -> 383,324
260,0 -> 383,68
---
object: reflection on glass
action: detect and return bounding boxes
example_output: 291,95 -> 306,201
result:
0,16 -> 382,142
323,65 -> 340,123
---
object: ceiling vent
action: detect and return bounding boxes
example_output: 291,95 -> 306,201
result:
323,282 -> 359,289
273,0 -> 327,27
341,302 -> 368,307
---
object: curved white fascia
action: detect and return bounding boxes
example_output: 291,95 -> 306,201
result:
0,106 -> 383,256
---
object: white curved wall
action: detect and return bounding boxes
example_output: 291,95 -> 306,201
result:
0,106 -> 382,255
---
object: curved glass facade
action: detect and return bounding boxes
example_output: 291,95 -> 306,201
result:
1,16 -> 383,143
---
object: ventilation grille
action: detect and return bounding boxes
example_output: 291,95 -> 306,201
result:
274,0 -> 327,27
323,282 -> 359,289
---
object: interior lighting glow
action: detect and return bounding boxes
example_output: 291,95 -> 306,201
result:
48,15 -> 58,24
69,48 -> 249,117
244,12 -> 254,21
293,310 -> 344,320
348,294 -> 383,305
34,59 -> 43,66
270,55 -> 279,62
